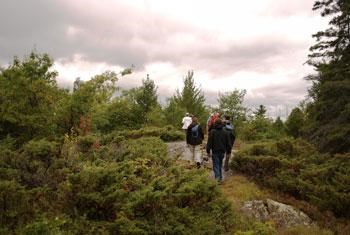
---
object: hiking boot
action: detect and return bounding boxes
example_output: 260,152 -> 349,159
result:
196,162 -> 201,169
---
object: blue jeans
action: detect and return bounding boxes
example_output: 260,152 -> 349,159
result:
212,152 -> 225,181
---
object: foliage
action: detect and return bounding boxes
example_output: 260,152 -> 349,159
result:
104,126 -> 185,143
254,105 -> 267,118
239,116 -> 285,141
232,138 -> 350,217
286,108 -> 305,138
173,71 -> 208,124
164,97 -> 187,129
63,71 -> 120,134
234,222 -> 277,235
145,105 -> 167,127
93,98 -> 142,133
273,116 -> 286,136
136,75 -> 159,124
0,127 -> 235,233
305,0 -> 350,153
218,89 -> 247,124
0,52 -> 63,143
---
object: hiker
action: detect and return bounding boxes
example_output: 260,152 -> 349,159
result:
186,116 -> 204,168
206,118 -> 231,183
182,112 -> 192,133
207,111 -> 222,132
223,115 -> 236,172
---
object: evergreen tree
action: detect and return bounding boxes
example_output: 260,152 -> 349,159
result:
306,0 -> 350,153
0,52 -> 63,142
273,116 -> 286,135
56,71 -> 120,135
286,108 -> 305,138
164,97 -> 186,128
174,71 -> 206,121
254,105 -> 267,118
136,74 -> 158,123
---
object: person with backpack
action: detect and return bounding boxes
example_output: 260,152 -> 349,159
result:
186,116 -> 204,168
206,118 -> 231,183
223,115 -> 236,172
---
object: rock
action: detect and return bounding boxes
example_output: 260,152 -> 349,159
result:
241,199 -> 312,228
240,200 -> 270,221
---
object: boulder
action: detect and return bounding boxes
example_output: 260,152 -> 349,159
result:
241,199 -> 312,228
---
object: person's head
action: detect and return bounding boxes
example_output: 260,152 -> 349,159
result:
224,115 -> 231,123
215,118 -> 222,126
185,112 -> 189,117
191,116 -> 198,124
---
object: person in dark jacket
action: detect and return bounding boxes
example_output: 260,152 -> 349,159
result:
223,115 -> 236,172
186,116 -> 204,168
206,118 -> 231,182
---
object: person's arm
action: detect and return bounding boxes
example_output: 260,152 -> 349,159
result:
226,132 -> 232,154
199,125 -> 204,140
232,128 -> 236,145
186,126 -> 190,144
206,131 -> 212,154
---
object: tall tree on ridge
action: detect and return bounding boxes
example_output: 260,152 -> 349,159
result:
306,0 -> 350,153
174,71 -> 206,121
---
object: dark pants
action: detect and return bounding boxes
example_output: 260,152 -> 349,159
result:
212,152 -> 225,181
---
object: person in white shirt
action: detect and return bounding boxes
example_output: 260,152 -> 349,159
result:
182,113 -> 192,132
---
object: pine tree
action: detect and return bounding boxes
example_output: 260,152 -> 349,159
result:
136,74 -> 158,122
306,0 -> 350,153
174,71 -> 206,121
286,108 -> 305,138
254,105 -> 267,118
0,52 -> 62,142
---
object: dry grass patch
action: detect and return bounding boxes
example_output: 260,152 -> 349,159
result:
221,174 -> 268,210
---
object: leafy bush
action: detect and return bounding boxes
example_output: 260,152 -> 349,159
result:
106,126 -> 185,143
77,135 -> 99,153
0,132 -> 234,233
232,138 -> 350,217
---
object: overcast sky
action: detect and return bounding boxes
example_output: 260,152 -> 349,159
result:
0,0 -> 328,118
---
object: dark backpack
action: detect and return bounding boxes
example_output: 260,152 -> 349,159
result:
191,125 -> 199,138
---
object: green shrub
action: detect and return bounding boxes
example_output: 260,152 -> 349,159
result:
77,135 -> 98,153
0,133 -> 235,233
107,126 -> 185,143
234,221 -> 277,235
23,139 -> 58,162
0,181 -> 32,230
232,138 -> 350,217
58,162 -> 233,234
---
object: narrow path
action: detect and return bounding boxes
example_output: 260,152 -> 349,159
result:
166,141 -> 235,178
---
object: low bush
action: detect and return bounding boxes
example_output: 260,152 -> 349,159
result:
232,138 -> 350,218
0,132 -> 234,233
106,126 -> 185,143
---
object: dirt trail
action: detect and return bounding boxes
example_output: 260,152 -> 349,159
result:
166,141 -> 235,179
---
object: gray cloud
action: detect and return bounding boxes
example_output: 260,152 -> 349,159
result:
0,0 -> 316,116
0,0 -> 311,75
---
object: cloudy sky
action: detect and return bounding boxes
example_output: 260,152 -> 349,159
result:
0,0 -> 328,118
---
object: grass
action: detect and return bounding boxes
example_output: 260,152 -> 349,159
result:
220,173 -> 335,235
221,174 -> 267,210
